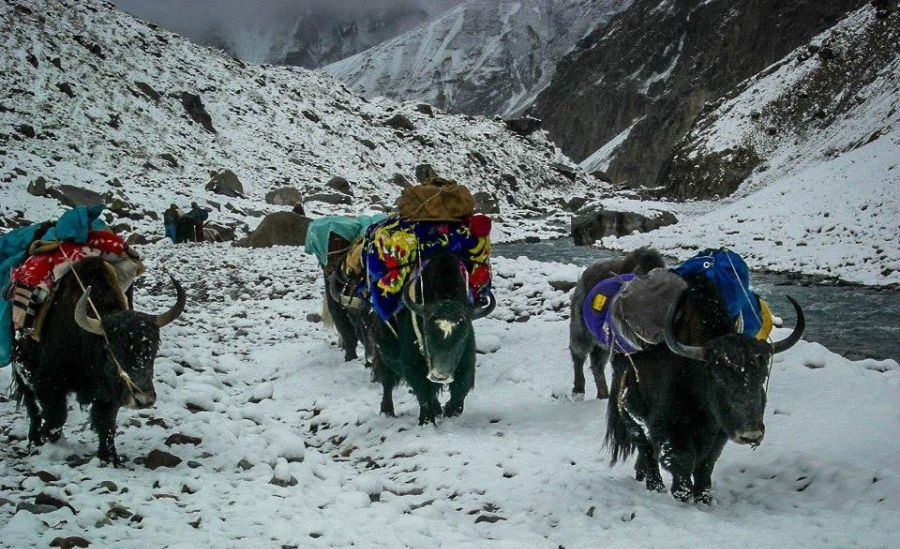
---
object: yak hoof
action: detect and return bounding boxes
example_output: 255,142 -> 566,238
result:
596,389 -> 609,400
444,402 -> 463,417
693,490 -> 713,506
344,350 -> 358,362
646,476 -> 666,493
571,391 -> 585,402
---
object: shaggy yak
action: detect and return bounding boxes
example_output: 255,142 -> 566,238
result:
326,265 -> 376,373
367,252 -> 495,424
605,271 -> 804,503
13,257 -> 185,465
569,248 -> 666,398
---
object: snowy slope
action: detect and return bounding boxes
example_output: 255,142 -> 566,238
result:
596,6 -> 900,287
324,0 -> 633,116
0,0 -> 594,242
1,244 -> 897,547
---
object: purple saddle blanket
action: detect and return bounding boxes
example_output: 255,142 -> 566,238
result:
583,273 -> 641,355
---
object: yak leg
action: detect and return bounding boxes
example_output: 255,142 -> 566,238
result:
14,373 -> 44,446
692,435 -> 727,504
406,367 -> 440,426
660,443 -> 695,502
36,389 -> 67,443
570,345 -> 589,398
326,293 -> 359,362
589,346 -> 610,399
444,354 -> 475,418
634,445 -> 665,493
379,364 -> 397,417
91,401 -> 120,466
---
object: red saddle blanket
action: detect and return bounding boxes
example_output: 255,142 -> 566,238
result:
11,230 -> 127,289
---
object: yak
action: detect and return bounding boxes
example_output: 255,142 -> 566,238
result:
326,266 -> 378,381
367,252 -> 495,425
13,257 -> 185,465
569,248 -> 665,399
605,272 -> 804,503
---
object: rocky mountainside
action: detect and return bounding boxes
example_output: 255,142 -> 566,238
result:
324,0 -> 633,117
113,0 -> 463,68
0,0 -> 601,242
531,0 -> 867,193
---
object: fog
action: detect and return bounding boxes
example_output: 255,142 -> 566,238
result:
112,0 -> 463,64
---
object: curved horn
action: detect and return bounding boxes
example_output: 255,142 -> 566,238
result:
402,281 -> 426,317
155,276 -> 186,328
772,296 -> 805,354
74,287 -> 105,335
663,303 -> 705,361
472,292 -> 496,320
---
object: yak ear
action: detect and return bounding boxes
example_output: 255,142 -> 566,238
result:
74,287 -> 105,335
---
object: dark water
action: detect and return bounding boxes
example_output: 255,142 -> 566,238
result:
494,239 -> 900,362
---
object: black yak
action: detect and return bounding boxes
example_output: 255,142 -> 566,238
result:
13,257 -> 185,465
569,248 -> 665,399
367,252 -> 495,424
605,273 -> 804,503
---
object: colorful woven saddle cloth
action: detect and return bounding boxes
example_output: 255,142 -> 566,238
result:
362,215 -> 492,321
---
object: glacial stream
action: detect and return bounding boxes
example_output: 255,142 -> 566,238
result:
494,239 -> 899,361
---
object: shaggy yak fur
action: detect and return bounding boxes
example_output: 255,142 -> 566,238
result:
13,257 -> 184,465
326,265 -> 377,377
569,248 -> 665,398
366,252 -> 494,425
604,268 -> 804,503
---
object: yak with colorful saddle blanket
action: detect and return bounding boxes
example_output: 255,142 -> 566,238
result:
582,249 -> 773,355
362,215 -> 492,321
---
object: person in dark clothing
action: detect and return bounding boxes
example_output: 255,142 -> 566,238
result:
292,201 -> 306,216
163,203 -> 182,243
184,201 -> 209,242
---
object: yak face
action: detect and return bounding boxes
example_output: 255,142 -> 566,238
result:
102,311 -> 160,408
705,334 -> 771,445
418,300 -> 473,384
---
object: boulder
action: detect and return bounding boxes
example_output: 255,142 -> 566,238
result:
552,162 -> 578,181
265,186 -> 302,206
205,169 -> 244,197
571,207 -> 677,245
47,185 -> 104,207
179,92 -> 216,134
565,196 -> 587,212
27,176 -> 46,196
391,173 -> 411,188
206,222 -> 240,242
326,176 -> 352,195
415,163 -> 437,183
234,212 -> 311,248
473,191 -> 500,214
383,113 -> 415,131
415,103 -> 434,116
305,192 -> 351,205
590,170 -> 612,183
504,116 -> 542,136
134,81 -> 161,102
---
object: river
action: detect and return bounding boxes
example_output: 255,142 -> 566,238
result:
494,239 -> 899,361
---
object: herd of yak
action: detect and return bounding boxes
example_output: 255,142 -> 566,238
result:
8,244 -> 804,504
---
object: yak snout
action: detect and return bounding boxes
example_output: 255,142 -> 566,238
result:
126,389 -> 157,409
733,426 -> 765,446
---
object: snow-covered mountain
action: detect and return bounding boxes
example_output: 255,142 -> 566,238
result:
0,0 -> 596,242
600,4 -> 900,286
113,0 -> 464,68
324,0 -> 633,117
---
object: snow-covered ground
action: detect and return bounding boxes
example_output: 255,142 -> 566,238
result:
1,245 -> 897,548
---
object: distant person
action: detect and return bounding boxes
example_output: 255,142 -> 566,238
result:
163,203 -> 182,243
185,201 -> 209,242
292,201 -> 306,216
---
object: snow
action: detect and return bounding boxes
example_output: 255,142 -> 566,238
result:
1,245 -> 897,547
579,118 -> 642,173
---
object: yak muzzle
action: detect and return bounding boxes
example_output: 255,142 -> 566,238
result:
732,428 -> 765,446
127,391 -> 157,409
427,370 -> 454,384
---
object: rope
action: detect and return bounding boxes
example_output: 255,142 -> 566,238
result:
58,248 -> 142,397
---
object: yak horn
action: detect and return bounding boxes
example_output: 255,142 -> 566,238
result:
402,281 -> 426,317
472,292 -> 496,320
664,303 -> 705,361
155,276 -> 186,328
74,287 -> 105,335
772,296 -> 805,353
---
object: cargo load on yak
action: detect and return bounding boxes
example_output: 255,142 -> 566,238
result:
0,205 -> 143,367
362,212 -> 492,321
582,248 -> 773,355
397,176 -> 475,221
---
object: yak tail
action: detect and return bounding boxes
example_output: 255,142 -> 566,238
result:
8,369 -> 24,408
321,292 -> 334,329
603,359 -> 636,466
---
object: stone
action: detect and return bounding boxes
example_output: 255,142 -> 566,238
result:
27,176 -> 46,196
265,186 -> 302,206
206,222 -> 239,242
165,433 -> 202,446
134,81 -> 160,102
304,192 -> 351,205
524,236 -> 540,244
306,313 -> 322,323
15,124 -> 35,138
126,232 -> 148,246
590,170 -> 612,183
571,207 -> 678,245
159,153 -> 178,168
552,162 -> 578,181
326,176 -> 352,195
179,92 -> 216,133
415,163 -> 437,183
47,185 -> 104,207
391,173 -> 411,188
34,493 -> 76,514
500,173 -> 518,190
415,103 -> 434,116
56,82 -> 75,98
301,110 -> 320,123
549,280 -> 577,293
205,169 -> 244,197
565,196 -> 587,212
473,191 -> 500,214
504,116 -> 542,136
50,537 -> 90,549
383,113 -> 415,131
234,212 -> 311,248
143,449 -> 182,470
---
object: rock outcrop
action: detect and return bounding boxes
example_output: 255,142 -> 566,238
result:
571,207 -> 677,245
234,212 -> 311,248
